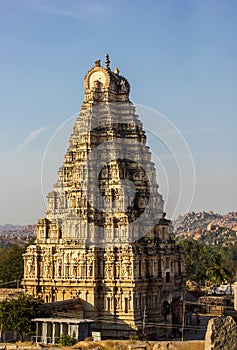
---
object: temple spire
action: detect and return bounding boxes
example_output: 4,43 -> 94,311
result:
105,53 -> 110,70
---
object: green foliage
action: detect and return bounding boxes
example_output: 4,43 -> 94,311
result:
25,237 -> 36,247
0,294 -> 48,341
223,241 -> 237,264
129,334 -> 139,340
178,237 -> 235,286
206,251 -> 234,284
0,244 -> 25,285
59,332 -> 77,346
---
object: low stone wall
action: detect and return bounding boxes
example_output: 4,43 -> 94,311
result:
0,289 -> 22,301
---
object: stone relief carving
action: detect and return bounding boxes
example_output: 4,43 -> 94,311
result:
44,256 -> 52,278
120,79 -> 129,93
87,257 -> 93,277
57,258 -> 62,278
26,256 -> 34,277
122,257 -> 131,278
105,262 -> 114,279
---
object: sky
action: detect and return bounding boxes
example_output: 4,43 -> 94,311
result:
0,0 -> 236,224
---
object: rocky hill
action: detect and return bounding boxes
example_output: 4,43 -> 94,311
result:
1,211 -> 237,247
173,211 -> 237,246
0,224 -> 36,246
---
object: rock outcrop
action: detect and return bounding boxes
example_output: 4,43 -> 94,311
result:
205,315 -> 237,350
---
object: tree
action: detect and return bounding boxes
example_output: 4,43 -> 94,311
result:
179,238 -> 210,284
0,294 -> 49,341
178,237 -> 236,287
206,252 -> 228,284
207,251 -> 235,285
0,244 -> 25,285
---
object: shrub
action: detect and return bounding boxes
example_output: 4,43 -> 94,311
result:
59,332 -> 76,346
129,334 -> 139,340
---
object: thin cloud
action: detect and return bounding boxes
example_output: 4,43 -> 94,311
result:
30,1 -> 111,19
35,5 -> 82,19
14,127 -> 46,153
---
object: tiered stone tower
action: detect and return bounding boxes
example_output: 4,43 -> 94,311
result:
22,55 -> 185,337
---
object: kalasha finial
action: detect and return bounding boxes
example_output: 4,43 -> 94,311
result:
105,53 -> 110,70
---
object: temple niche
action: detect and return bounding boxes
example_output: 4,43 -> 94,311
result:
22,55 -> 186,338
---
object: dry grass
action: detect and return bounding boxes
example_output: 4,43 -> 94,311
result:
74,339 -> 130,349
157,341 -> 205,350
0,340 -> 205,350
73,340 -> 205,350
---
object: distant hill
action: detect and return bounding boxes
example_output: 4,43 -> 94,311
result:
1,212 -> 237,247
0,224 -> 36,246
0,224 -> 23,231
173,211 -> 237,246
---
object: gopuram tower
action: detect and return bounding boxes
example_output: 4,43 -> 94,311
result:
22,55 -> 185,337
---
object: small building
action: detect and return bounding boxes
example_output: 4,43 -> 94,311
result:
41,298 -> 84,318
32,317 -> 94,344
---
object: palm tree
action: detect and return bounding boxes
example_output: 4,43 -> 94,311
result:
206,252 -> 231,285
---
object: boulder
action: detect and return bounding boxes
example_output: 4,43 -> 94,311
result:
128,343 -> 149,350
205,315 -> 237,350
153,342 -> 177,350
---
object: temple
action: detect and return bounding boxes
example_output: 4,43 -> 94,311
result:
22,55 -> 186,338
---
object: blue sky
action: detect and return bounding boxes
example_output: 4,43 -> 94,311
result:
0,0 -> 236,224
